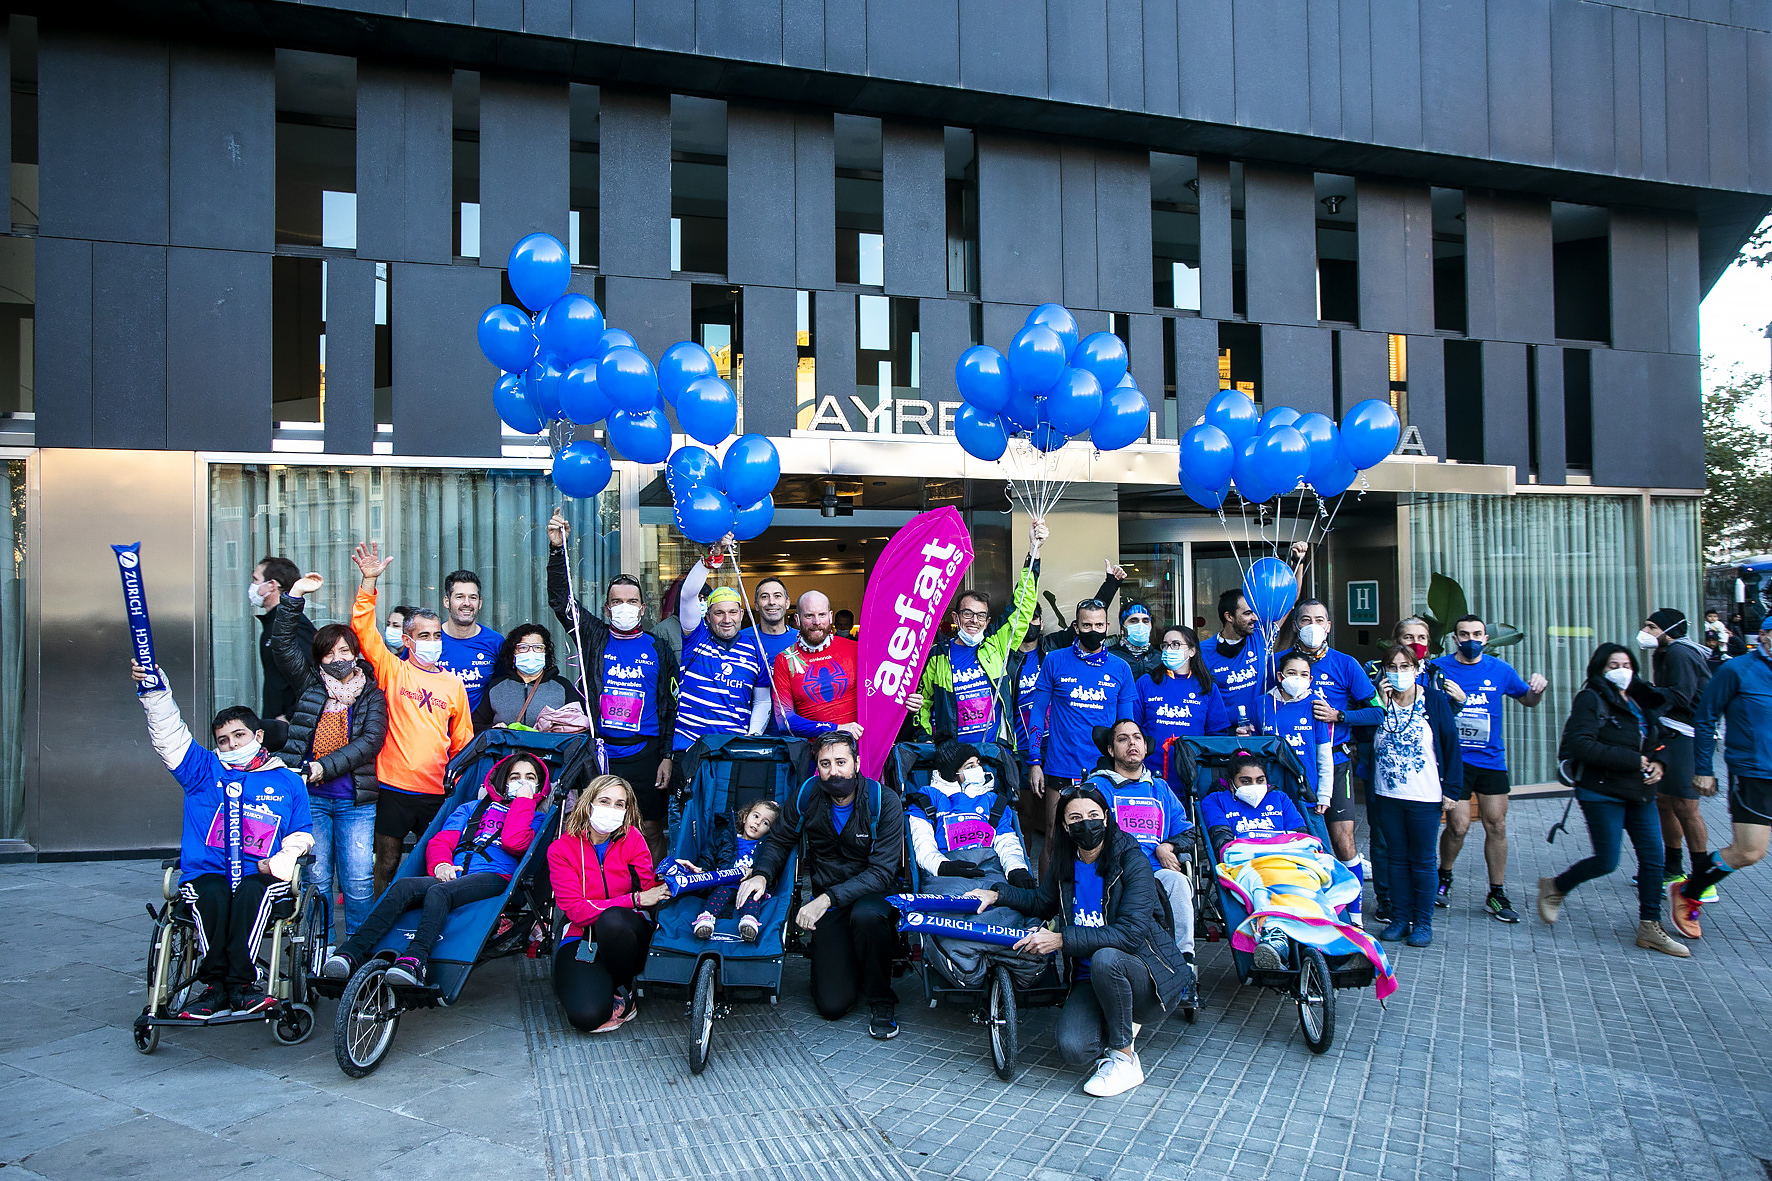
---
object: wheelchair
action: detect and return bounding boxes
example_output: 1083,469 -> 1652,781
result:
135,853 -> 328,1053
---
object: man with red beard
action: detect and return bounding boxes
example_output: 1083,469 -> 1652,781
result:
773,590 -> 864,740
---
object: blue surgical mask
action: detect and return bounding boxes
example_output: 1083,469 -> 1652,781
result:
1125,622 -> 1151,648
514,651 -> 546,676
1457,639 -> 1485,660
1161,648 -> 1187,671
1385,668 -> 1417,693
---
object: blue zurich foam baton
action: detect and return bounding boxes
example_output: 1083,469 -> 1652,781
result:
111,543 -> 165,695
896,910 -> 1030,949
663,866 -> 747,897
886,893 -> 989,914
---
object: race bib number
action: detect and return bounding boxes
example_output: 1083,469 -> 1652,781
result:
1114,798 -> 1165,842
206,803 -> 281,859
941,816 -> 995,851
1456,709 -> 1491,747
956,694 -> 994,731
600,692 -> 644,727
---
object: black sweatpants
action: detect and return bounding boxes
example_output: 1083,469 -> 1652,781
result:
809,894 -> 899,1019
339,872 -> 508,965
553,908 -> 654,1031
181,872 -> 290,989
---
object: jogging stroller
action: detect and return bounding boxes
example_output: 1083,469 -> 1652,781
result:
638,734 -> 806,1075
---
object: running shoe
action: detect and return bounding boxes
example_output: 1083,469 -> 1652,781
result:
319,951 -> 356,981
1252,926 -> 1290,971
692,911 -> 717,940
1485,888 -> 1521,924
1435,871 -> 1452,909
737,914 -> 761,943
179,983 -> 231,1021
231,986 -> 276,1016
868,1002 -> 899,1040
1661,869 -> 1688,888
592,988 -> 638,1033
1667,883 -> 1703,939
1082,1049 -> 1145,1097
385,956 -> 428,987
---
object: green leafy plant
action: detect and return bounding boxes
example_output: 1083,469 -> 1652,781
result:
1421,572 -> 1524,654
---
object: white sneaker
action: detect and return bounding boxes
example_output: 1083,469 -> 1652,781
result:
693,911 -> 716,939
737,914 -> 761,943
1082,1049 -> 1145,1097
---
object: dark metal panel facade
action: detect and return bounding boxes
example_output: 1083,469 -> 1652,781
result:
603,276 -> 690,369
1308,0 -> 1343,139
1234,0 -> 1311,137
170,44 -> 275,253
479,74 -> 571,271
1262,324 -> 1334,416
39,29 -> 169,245
1127,313 -> 1166,436
1612,10 -> 1643,175
1533,343 -> 1567,486
1368,0 -> 1423,146
166,248 -> 272,453
634,0 -> 695,53
1706,25 -> 1751,192
1663,15 -> 1710,186
1141,0 -> 1180,115
92,243 -> 168,449
1172,316 -> 1220,433
814,289 -> 857,413
1406,334 -> 1446,459
1049,0 -> 1109,108
781,0 -> 826,69
1196,159 -> 1233,321
1666,215 -> 1700,356
34,238 -> 94,447
322,257 -> 378,454
1059,146 -> 1099,311
1419,0 -> 1489,160
882,120 -> 948,298
1336,329 -> 1390,413
1480,340 -> 1529,477
1551,1 -> 1615,175
727,104 -> 797,288
977,134 -> 1062,307
741,285 -> 797,438
598,88 -> 672,280
391,262 -> 502,457
1487,0 -> 1552,163
697,0 -> 782,65
1095,147 -> 1152,315
1638,13 -> 1669,178
794,111 -> 836,291
1242,166 -> 1316,327
1356,180 -> 1434,336
1338,0 -> 1374,142
868,0 -> 959,86
919,297 -> 971,406
1609,211 -> 1671,355
1176,2 -> 1235,125
959,0 -> 1045,97
1464,193 -> 1553,345
357,63 -> 453,265
1105,0 -> 1144,111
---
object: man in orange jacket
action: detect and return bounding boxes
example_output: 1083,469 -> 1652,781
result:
349,541 -> 475,893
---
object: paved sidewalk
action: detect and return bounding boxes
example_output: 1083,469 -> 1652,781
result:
4,794 -> 1771,1181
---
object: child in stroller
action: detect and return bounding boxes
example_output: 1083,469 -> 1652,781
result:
668,798 -> 781,943
905,740 -> 1037,894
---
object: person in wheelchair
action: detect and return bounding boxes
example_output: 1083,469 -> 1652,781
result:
906,739 -> 1036,894
666,798 -> 781,943
132,662 -> 315,1021
321,753 -> 546,987
1200,756 -> 1353,973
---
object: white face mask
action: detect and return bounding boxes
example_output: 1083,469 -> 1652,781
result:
217,738 -> 261,769
1385,668 -> 1417,693
1297,623 -> 1329,650
514,651 -> 547,676
589,804 -> 626,833
956,625 -> 983,646
1636,629 -> 1660,650
384,624 -> 405,648
609,603 -> 643,631
1280,674 -> 1312,700
248,582 -> 270,611
413,638 -> 444,665
1603,666 -> 1634,691
1233,782 -> 1268,807
959,764 -> 987,790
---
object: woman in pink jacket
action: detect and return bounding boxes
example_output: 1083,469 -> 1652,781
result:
549,774 -> 668,1032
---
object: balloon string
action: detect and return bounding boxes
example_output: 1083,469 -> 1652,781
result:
726,540 -> 789,727
557,515 -> 605,774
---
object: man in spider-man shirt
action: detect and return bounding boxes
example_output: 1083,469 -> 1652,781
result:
772,590 -> 864,740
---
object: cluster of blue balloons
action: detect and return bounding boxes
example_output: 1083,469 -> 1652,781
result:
664,433 -> 781,544
1176,390 -> 1401,510
951,303 -> 1151,461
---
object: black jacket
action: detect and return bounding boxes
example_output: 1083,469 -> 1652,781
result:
1651,638 -> 1712,727
994,827 -> 1189,1013
749,775 -> 903,911
269,595 -> 389,805
258,606 -> 314,720
547,544 -> 679,744
1559,676 -> 1667,804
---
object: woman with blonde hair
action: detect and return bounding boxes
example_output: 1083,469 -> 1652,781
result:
548,775 -> 668,1032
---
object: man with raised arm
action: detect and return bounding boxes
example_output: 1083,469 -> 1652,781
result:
673,534 -> 772,749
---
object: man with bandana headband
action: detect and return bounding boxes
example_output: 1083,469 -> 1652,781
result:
1107,603 -> 1162,679
548,510 -> 680,860
738,730 -> 905,1039
914,519 -> 1047,745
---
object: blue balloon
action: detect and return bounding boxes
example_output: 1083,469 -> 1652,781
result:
1255,425 -> 1311,495
1008,324 -> 1068,397
1294,412 -> 1338,478
1071,332 -> 1129,394
477,304 -> 538,374
668,444 -> 722,491
507,233 -> 571,313
1311,453 -> 1358,498
1090,380 -> 1149,451
954,405 -> 1009,461
597,346 -> 659,415
1243,557 -> 1299,626
1045,368 -> 1103,436
559,358 -> 611,425
1340,398 -> 1402,469
1179,423 -> 1236,491
1031,423 -> 1068,453
1259,405 -> 1302,435
1233,437 -> 1274,504
956,346 -> 1013,414
721,434 -> 781,507
1204,389 -> 1260,448
674,485 -> 736,544
494,373 -> 543,434
677,375 -> 738,446
659,341 -> 718,406
552,441 -> 613,499
525,358 -> 564,421
1025,303 -> 1080,358
539,294 -> 605,364
607,407 -> 672,464
1180,473 -> 1229,511
733,495 -> 775,541
598,328 -> 638,355
1002,382 -> 1041,432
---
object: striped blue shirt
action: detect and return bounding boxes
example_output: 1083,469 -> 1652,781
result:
672,619 -> 769,750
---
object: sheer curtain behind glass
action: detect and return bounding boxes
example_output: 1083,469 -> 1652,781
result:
209,464 -> 617,720
1410,493 -> 1642,785
1,460 -> 24,839
1651,498 -> 1703,625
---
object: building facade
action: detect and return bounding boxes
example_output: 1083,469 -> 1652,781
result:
2,0 -> 1766,854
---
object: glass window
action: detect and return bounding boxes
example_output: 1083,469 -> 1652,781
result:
835,115 -> 883,286
1652,497 -> 1703,624
11,16 -> 37,231
1151,153 -> 1201,312
1432,187 -> 1466,334
1117,542 -> 1182,634
1563,349 -> 1592,472
1230,163 -> 1247,318
1552,202 -> 1609,344
453,71 -> 480,259
945,127 -> 978,294
272,256 -> 323,424
0,237 -> 32,415
1,458 -> 24,839
570,83 -> 599,268
1218,322 -> 1261,405
672,96 -> 727,276
208,464 -> 617,718
853,297 -> 919,432
275,50 -> 357,248
1444,339 -> 1483,464
795,290 -> 817,429
1410,491 -> 1643,784
1315,175 -> 1357,324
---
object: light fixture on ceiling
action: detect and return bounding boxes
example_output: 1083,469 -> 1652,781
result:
1320,195 -> 1346,215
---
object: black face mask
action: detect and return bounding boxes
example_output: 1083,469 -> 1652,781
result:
1023,626 -> 1041,645
322,659 -> 356,681
1067,818 -> 1107,851
1076,631 -> 1105,653
820,774 -> 857,799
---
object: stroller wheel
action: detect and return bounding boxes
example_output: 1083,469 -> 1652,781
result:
334,961 -> 401,1077
689,959 -> 717,1076
987,965 -> 1018,1082
273,1002 -> 316,1045
133,1009 -> 159,1055
1297,947 -> 1335,1054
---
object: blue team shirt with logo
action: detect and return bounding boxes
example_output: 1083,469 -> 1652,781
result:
908,783 -> 1017,855
600,633 -> 662,757
1257,691 -> 1333,781
673,620 -> 769,750
1304,647 -> 1378,763
170,743 -> 313,885
1071,857 -> 1106,976
1025,645 -> 1138,779
1013,649 -> 1043,759
438,625 -> 504,710
1430,654 -> 1532,771
1084,771 -> 1193,871
1136,673 -> 1232,774
1199,789 -> 1307,840
950,644 -> 999,744
1200,632 -> 1268,729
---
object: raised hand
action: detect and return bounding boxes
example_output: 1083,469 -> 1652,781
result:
290,572 -> 324,597
1029,519 -> 1049,556
547,507 -> 570,547
351,542 -> 393,582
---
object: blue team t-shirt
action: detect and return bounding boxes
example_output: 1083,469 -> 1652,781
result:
1071,858 -> 1106,976
673,620 -> 768,750
1198,788 -> 1307,842
1085,772 -> 1193,870
1014,649 -> 1043,758
1136,673 -> 1232,774
1430,654 -> 1532,772
909,784 -> 1016,855
600,632 -> 663,757
738,627 -> 798,671
829,802 -> 854,834
1257,691 -> 1333,777
950,644 -> 998,743
439,625 -> 504,710
1026,645 -> 1138,778
1303,647 -> 1378,763
730,834 -> 762,872
1200,632 -> 1268,729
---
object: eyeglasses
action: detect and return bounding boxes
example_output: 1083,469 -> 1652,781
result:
956,609 -> 990,623
514,643 -> 546,654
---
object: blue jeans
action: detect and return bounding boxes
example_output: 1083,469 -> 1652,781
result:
1554,794 -> 1664,920
1374,797 -> 1440,930
309,795 -> 376,936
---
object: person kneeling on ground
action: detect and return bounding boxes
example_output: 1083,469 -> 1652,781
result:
668,798 -> 780,942
737,729 -> 905,1039
549,775 -> 669,1032
967,783 -> 1190,1099
132,662 -> 315,1021
322,753 -> 547,986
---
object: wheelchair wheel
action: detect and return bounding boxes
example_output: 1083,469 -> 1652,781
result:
1297,947 -> 1335,1054
987,965 -> 1018,1082
689,958 -> 717,1076
334,961 -> 401,1077
133,1011 -> 160,1055
273,1002 -> 316,1045
294,891 -> 331,985
146,914 -> 197,1017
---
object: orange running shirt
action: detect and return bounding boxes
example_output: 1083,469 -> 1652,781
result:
351,588 -> 474,794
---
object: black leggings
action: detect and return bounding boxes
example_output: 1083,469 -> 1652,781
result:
553,908 -> 654,1031
809,894 -> 899,1019
181,872 -> 289,988
339,872 -> 508,964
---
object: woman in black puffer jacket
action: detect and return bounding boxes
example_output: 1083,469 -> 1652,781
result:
1538,643 -> 1687,958
270,578 -> 389,938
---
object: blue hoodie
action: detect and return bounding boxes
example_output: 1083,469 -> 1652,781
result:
1082,766 -> 1194,871
1024,643 -> 1137,779
1696,648 -> 1772,779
